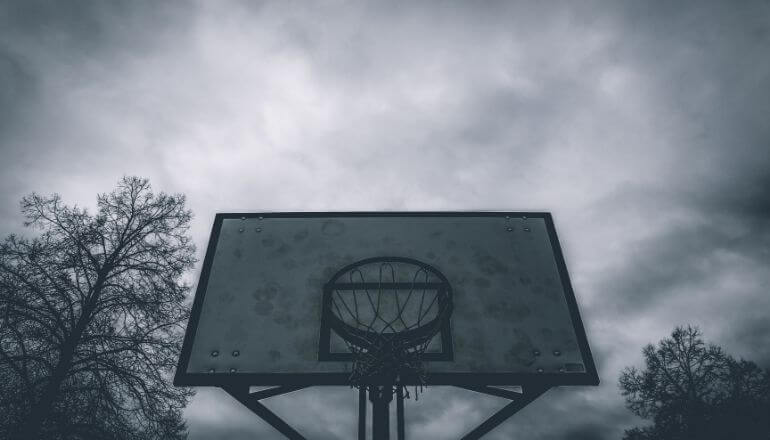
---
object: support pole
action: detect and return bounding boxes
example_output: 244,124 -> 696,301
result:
359,387 -> 367,440
369,385 -> 393,440
396,386 -> 405,440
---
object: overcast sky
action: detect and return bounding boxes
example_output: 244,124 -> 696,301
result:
2,1 -> 769,439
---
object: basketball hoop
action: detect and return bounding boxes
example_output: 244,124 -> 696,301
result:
323,257 -> 454,391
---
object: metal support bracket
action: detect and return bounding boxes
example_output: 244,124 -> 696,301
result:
222,385 -> 310,440
222,384 -> 549,440
455,384 -> 550,440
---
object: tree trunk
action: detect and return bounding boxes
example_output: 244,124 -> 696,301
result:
14,344 -> 76,440
14,281 -> 101,440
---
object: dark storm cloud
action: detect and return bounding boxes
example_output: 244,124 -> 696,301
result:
732,317 -> 770,368
2,0 -> 769,439
0,46 -> 37,227
609,1 -> 770,190
0,0 -> 193,51
595,188 -> 770,312
585,0 -> 770,367
0,46 -> 35,132
557,424 -> 614,440
0,0 -> 195,232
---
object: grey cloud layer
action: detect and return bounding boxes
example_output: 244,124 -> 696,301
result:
1,1 -> 769,439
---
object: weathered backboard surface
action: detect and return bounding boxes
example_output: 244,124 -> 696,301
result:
174,212 -> 598,387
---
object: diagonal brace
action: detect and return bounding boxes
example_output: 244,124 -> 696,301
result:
223,385 -> 308,440
458,384 -> 550,440
248,385 -> 309,401
453,385 -> 523,401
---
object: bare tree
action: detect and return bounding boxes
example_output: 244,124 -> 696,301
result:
619,326 -> 770,440
0,177 -> 195,439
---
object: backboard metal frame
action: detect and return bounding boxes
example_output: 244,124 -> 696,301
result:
175,211 -> 598,388
174,211 -> 599,439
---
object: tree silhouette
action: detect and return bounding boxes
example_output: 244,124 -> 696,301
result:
619,326 -> 770,440
0,177 -> 196,439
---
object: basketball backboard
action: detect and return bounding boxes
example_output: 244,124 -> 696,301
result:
174,212 -> 598,388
